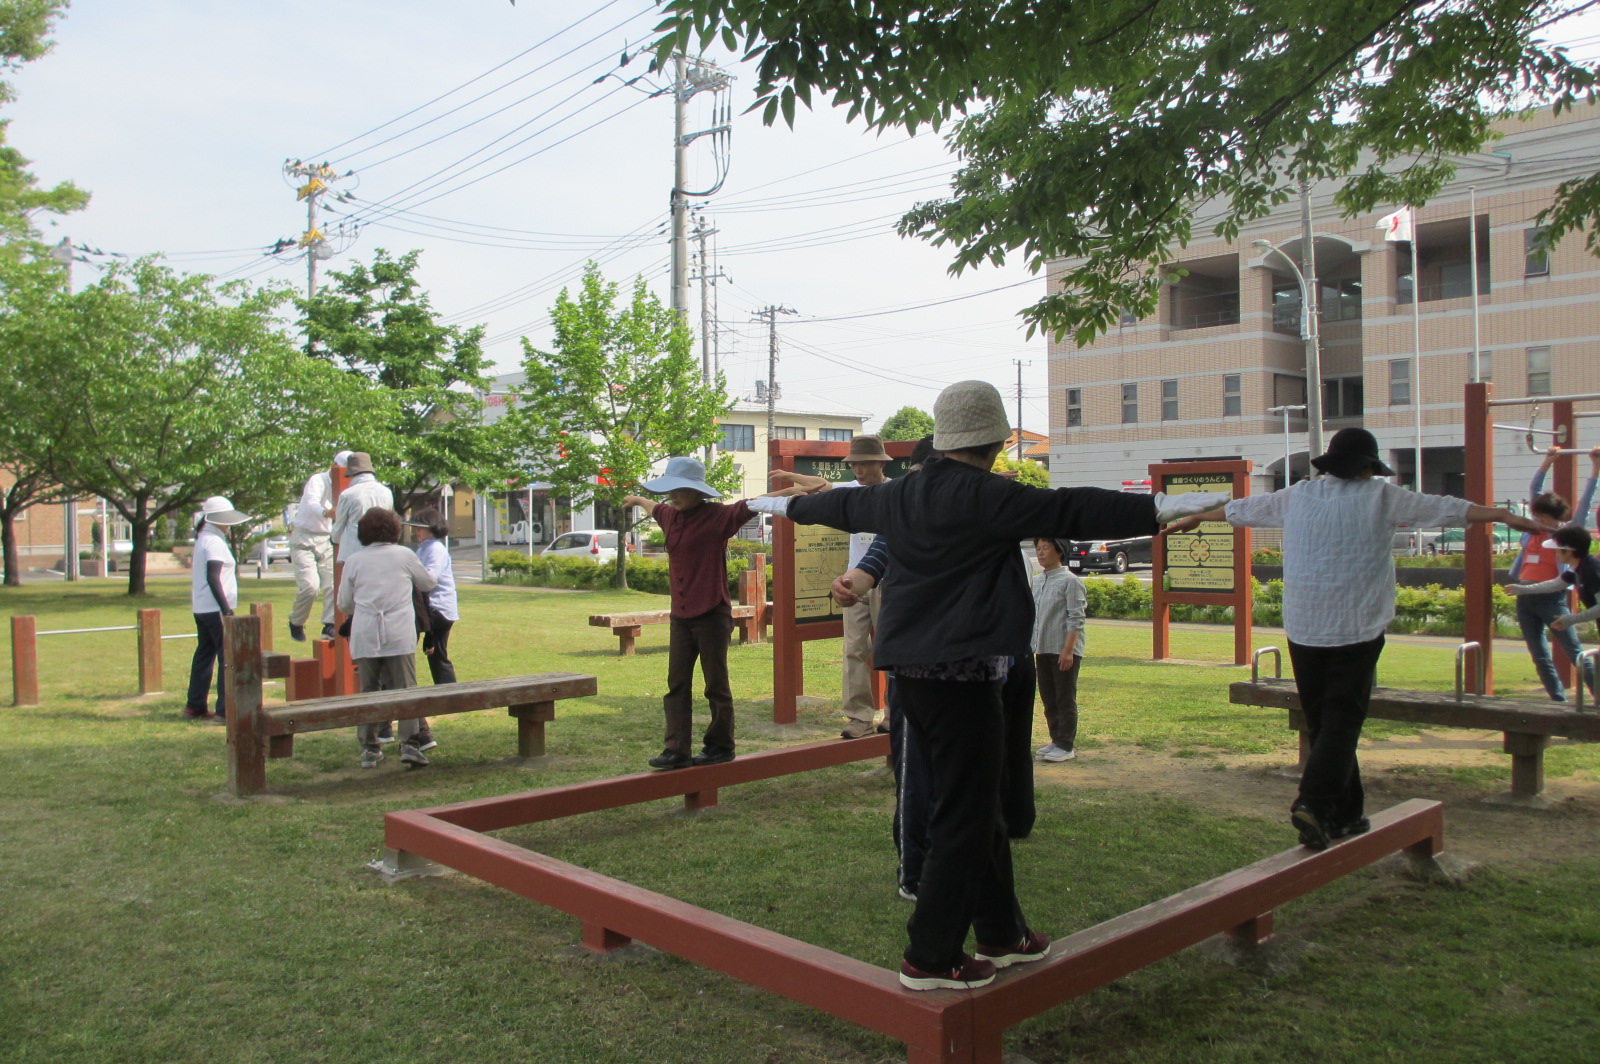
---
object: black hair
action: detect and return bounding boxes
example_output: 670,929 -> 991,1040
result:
411,506 -> 449,540
1552,524 -> 1592,557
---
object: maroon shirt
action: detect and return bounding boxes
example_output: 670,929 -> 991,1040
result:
653,499 -> 753,619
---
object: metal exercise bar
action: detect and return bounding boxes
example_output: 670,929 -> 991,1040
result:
1486,392 -> 1600,407
1578,649 -> 1598,715
1454,641 -> 1485,703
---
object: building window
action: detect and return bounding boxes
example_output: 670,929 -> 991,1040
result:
1160,379 -> 1178,421
1322,376 -> 1364,419
1527,346 -> 1551,396
1066,388 -> 1082,428
1223,374 -> 1241,417
1121,383 -> 1139,424
718,423 -> 755,451
1525,227 -> 1550,277
817,428 -> 852,442
771,426 -> 806,441
1118,308 -> 1138,326
1389,360 -> 1411,406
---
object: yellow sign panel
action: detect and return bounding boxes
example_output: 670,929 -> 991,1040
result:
794,523 -> 849,622
1160,472 -> 1238,594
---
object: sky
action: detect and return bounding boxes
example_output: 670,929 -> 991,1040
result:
7,1 -> 1052,436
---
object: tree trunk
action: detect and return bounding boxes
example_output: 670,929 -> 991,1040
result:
1,508 -> 19,587
126,497 -> 150,596
614,509 -> 630,590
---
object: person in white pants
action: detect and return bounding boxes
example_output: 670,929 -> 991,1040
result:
287,450 -> 345,642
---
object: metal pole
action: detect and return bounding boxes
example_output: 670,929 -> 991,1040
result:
1298,181 -> 1325,461
1015,359 -> 1025,460
1410,216 -> 1424,491
670,54 -> 689,321
478,491 -> 490,584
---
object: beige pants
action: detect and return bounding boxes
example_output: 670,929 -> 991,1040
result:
288,527 -> 334,628
840,588 -> 881,724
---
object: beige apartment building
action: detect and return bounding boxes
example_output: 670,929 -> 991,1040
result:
716,396 -> 870,500
1047,105 -> 1600,507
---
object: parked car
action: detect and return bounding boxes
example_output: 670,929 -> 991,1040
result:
1391,528 -> 1442,556
540,530 -> 636,563
1067,535 -> 1153,574
1431,525 -> 1517,554
254,536 -> 291,565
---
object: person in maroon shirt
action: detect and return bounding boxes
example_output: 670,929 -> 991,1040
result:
624,456 -> 753,769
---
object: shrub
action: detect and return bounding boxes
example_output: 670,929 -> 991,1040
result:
488,549 -> 768,599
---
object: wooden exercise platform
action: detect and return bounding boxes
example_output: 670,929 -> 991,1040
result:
220,615 -> 597,796
1230,675 -> 1600,802
379,737 -> 1449,1064
588,604 -> 768,655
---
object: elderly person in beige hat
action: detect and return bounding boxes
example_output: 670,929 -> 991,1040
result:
749,380 -> 1222,991
329,452 -> 394,562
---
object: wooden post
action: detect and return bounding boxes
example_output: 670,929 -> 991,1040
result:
616,626 -> 641,656
137,608 -> 162,694
286,657 -> 322,701
1227,911 -> 1276,947
249,602 -> 274,652
224,614 -> 267,796
683,787 -> 719,813
313,638 -> 337,695
581,922 -> 632,953
1504,731 -> 1548,799
1463,382 -> 1494,694
509,700 -> 555,758
10,614 -> 38,706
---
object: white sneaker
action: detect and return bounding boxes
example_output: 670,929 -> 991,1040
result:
1035,742 -> 1055,755
1040,745 -> 1075,763
1154,490 -> 1231,524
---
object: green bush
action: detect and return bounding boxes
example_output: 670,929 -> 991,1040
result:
488,549 -> 769,599
1251,547 -> 1283,565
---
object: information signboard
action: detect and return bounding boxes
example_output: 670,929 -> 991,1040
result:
1149,459 -> 1253,665
1159,471 -> 1240,594
789,456 -> 910,624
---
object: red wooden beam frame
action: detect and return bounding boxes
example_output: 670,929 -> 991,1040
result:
384,741 -> 1447,1064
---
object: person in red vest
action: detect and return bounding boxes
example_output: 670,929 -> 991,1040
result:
1506,446 -> 1598,702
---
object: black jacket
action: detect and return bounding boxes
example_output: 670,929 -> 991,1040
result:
786,458 -> 1158,668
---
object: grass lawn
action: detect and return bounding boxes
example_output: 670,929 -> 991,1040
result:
3,578 -> 1599,1063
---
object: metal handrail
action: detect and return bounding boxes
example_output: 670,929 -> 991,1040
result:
1486,392 -> 1600,407
37,625 -> 136,636
1252,646 -> 1281,682
1577,648 -> 1599,714
1455,641 -> 1485,702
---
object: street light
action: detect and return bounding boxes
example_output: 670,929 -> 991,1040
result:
1253,238 -> 1325,462
1267,404 -> 1307,489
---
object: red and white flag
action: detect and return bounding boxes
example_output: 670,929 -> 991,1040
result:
1376,206 -> 1414,242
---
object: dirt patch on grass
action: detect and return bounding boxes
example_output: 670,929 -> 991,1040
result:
1047,734 -> 1600,866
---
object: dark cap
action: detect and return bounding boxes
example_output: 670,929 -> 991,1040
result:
1310,427 -> 1395,479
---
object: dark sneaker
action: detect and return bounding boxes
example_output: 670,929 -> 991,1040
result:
375,722 -> 396,744
840,719 -> 874,739
288,623 -> 307,643
975,930 -> 1051,969
1330,816 -> 1371,840
182,705 -> 210,720
359,747 -> 384,769
899,955 -> 996,991
1292,806 -> 1330,851
413,732 -> 438,753
321,623 -> 336,640
400,741 -> 430,768
875,721 -> 891,735
692,747 -> 735,766
648,749 -> 693,770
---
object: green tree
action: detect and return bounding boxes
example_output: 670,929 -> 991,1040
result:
508,263 -> 735,590
878,405 -> 934,441
657,1 -> 1600,343
992,453 -> 1049,488
299,248 -> 508,509
31,260 -> 380,594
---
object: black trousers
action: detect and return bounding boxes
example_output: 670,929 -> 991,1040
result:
897,675 -> 1027,973
186,611 -> 226,717
663,603 -> 735,755
999,654 -> 1037,839
424,613 -> 457,685
1288,635 -> 1385,826
889,675 -> 934,895
1034,653 -> 1081,751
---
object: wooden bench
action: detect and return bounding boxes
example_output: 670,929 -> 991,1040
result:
1230,647 -> 1600,805
223,615 -> 597,796
589,603 -> 770,655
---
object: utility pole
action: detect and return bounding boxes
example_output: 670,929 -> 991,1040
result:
1014,359 -> 1026,461
755,305 -> 797,475
690,210 -> 725,386
282,160 -> 352,299
51,238 -> 79,580
668,57 -> 732,321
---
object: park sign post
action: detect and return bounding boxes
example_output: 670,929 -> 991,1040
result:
1150,459 -> 1253,666
768,438 -> 915,724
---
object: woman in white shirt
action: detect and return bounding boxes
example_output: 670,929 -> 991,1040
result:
184,496 -> 252,721
1167,428 -> 1538,851
335,507 -> 436,769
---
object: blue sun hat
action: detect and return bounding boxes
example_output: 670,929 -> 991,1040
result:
641,456 -> 720,498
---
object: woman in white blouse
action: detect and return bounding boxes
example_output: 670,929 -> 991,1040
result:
335,507 -> 436,770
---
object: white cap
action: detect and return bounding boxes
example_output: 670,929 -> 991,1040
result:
333,450 -> 353,468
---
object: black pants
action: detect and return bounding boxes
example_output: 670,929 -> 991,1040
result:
1288,635 -> 1385,826
185,611 -> 226,717
424,613 -> 457,685
1034,653 -> 1081,751
663,603 -> 734,755
897,675 -> 1027,973
889,675 -> 934,896
999,654 -> 1037,839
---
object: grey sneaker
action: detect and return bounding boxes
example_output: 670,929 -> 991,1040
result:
400,741 -> 430,768
1039,745 -> 1075,762
375,722 -> 396,744
413,731 -> 438,753
1154,490 -> 1231,524
840,719 -> 875,740
1035,742 -> 1055,755
359,747 -> 384,769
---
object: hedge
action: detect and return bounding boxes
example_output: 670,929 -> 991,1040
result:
487,550 -> 770,598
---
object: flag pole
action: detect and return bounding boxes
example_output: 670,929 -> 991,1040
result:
1410,204 -> 1423,492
